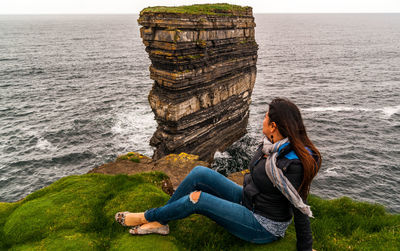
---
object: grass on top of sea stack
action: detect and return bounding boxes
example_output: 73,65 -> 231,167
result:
140,3 -> 251,16
0,172 -> 399,250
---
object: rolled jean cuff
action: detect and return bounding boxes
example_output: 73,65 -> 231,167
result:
144,208 -> 168,225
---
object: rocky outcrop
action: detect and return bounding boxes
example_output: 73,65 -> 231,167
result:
88,152 -> 210,193
137,4 -> 258,163
88,151 -> 248,193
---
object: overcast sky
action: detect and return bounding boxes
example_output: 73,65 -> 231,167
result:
1,0 -> 400,14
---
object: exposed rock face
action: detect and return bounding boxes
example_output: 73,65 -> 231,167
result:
138,4 -> 258,163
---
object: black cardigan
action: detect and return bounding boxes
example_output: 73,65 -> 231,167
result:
242,144 -> 313,251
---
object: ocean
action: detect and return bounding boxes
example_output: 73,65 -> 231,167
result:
0,14 -> 399,213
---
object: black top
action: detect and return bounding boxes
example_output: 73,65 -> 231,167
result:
242,143 -> 313,251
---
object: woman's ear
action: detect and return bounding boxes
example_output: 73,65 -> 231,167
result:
270,122 -> 277,132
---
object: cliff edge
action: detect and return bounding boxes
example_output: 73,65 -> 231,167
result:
1,163 -> 398,250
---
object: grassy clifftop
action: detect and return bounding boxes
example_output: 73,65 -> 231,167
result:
140,3 -> 252,16
1,172 -> 399,250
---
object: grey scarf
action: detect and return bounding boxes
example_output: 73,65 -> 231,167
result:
262,137 -> 313,218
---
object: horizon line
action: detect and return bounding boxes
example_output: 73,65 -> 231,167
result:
1,12 -> 399,15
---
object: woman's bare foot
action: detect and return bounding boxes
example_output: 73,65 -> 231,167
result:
124,212 -> 148,226
140,221 -> 165,229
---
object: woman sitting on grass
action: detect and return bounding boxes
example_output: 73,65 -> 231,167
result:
115,98 -> 321,251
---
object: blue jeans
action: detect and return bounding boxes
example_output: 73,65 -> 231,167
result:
144,166 -> 278,244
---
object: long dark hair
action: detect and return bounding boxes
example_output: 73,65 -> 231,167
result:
268,98 -> 321,199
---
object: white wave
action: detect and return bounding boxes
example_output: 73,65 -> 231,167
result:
321,165 -> 342,177
213,151 -> 231,159
304,105 -> 400,118
112,109 -> 156,135
304,106 -> 373,112
111,108 -> 156,155
36,138 -> 57,152
378,105 -> 400,118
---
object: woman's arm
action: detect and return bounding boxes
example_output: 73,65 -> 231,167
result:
283,160 -> 313,251
292,204 -> 313,251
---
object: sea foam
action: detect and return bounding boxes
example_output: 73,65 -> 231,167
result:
304,105 -> 400,118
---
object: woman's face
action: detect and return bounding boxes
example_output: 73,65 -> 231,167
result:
262,112 -> 272,138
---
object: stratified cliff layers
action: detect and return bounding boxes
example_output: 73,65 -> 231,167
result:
138,4 -> 258,162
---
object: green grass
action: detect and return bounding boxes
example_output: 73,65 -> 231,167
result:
116,152 -> 149,163
0,172 -> 398,250
308,196 -> 400,250
140,3 -> 251,16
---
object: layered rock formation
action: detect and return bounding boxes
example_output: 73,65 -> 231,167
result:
137,4 -> 258,162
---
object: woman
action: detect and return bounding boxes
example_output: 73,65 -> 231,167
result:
115,98 -> 321,251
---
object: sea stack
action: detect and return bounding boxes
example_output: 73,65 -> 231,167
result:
137,4 -> 258,163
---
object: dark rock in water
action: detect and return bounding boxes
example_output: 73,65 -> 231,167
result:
137,4 -> 258,163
